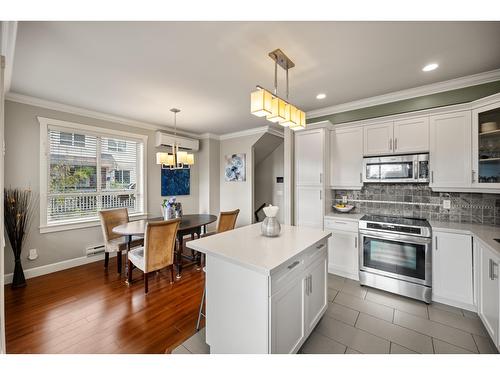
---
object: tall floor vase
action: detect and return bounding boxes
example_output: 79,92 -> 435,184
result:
12,256 -> 26,288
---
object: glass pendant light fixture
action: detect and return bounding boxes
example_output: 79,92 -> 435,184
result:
250,49 -> 306,131
156,108 -> 195,169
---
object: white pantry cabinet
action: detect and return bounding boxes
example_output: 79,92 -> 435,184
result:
477,239 -> 499,349
324,218 -> 359,281
432,230 -> 474,309
330,126 -> 363,189
429,111 -> 472,189
295,186 -> 323,229
295,129 -> 325,185
294,129 -> 325,229
363,116 -> 429,156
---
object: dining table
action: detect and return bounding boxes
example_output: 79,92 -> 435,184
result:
112,214 -> 217,280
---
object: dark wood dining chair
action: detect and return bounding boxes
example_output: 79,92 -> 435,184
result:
127,218 -> 181,294
98,208 -> 144,273
196,209 -> 239,330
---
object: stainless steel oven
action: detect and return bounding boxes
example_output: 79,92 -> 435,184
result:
362,153 -> 429,183
358,215 -> 432,303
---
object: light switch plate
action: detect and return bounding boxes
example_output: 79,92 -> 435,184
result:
442,200 -> 451,209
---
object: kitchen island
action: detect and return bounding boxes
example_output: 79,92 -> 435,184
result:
186,223 -> 331,354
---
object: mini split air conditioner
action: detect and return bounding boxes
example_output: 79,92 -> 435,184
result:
155,131 -> 199,151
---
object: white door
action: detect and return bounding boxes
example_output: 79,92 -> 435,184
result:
429,111 -> 472,189
330,127 -> 363,189
295,186 -> 323,229
270,276 -> 305,354
478,241 -> 499,345
328,230 -> 359,280
363,121 -> 393,156
305,254 -> 328,333
295,129 -> 324,185
393,116 -> 429,154
432,231 -> 474,307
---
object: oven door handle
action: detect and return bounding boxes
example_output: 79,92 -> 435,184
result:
359,230 -> 432,245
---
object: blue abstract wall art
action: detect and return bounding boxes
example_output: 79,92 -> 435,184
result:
224,153 -> 246,182
161,168 -> 190,196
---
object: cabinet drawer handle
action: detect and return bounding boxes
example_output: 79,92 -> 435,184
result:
316,243 -> 325,249
490,259 -> 498,280
389,138 -> 392,151
333,221 -> 347,225
394,138 -> 398,150
359,172 -> 362,183
435,236 -> 438,250
309,275 -> 313,294
472,170 -> 476,183
287,260 -> 300,270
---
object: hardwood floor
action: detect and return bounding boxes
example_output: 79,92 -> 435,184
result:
4,255 -> 205,353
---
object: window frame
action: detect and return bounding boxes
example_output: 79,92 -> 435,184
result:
39,117 -> 148,233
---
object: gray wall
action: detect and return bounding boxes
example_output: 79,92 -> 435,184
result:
310,80 -> 500,125
332,184 -> 500,225
219,133 -> 262,226
3,100 -> 199,274
198,137 -> 220,231
254,142 -> 284,223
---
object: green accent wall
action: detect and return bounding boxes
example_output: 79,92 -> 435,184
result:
309,80 -> 500,125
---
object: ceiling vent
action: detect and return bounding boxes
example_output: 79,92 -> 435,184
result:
155,131 -> 199,151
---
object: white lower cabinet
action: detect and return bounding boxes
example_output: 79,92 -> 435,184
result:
270,275 -> 306,354
324,218 -> 359,281
270,246 -> 328,354
304,254 -> 328,333
432,231 -> 474,309
477,239 -> 500,349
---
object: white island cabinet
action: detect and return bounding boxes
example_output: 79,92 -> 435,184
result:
187,223 -> 331,354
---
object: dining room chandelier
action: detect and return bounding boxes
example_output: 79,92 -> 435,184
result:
155,108 -> 194,170
250,49 -> 306,130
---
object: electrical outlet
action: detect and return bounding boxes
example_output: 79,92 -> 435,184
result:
28,248 -> 38,261
342,195 -> 348,204
442,200 -> 451,210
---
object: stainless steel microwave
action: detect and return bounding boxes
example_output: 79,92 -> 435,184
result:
362,153 -> 429,183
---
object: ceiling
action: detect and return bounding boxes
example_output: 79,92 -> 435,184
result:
10,21 -> 500,134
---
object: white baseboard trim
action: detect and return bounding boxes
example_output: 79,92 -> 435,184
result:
431,294 -> 477,313
4,252 -> 116,284
328,266 -> 359,282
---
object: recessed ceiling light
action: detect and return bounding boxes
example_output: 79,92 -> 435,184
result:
316,93 -> 326,100
422,63 -> 439,72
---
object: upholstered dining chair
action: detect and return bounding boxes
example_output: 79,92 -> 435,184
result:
127,218 -> 181,294
99,208 -> 144,274
196,209 -> 239,331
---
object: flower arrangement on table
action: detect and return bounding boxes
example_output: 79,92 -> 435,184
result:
161,196 -> 183,220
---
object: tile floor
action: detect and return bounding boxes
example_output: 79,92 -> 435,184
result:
171,274 -> 499,354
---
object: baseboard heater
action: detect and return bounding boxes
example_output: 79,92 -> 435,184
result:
86,244 -> 105,257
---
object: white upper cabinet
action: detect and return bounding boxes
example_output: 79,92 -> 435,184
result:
295,129 -> 325,186
432,231 -> 474,309
330,126 -> 363,189
429,111 -> 472,189
295,186 -> 324,229
363,121 -> 393,156
364,116 -> 430,156
472,99 -> 500,190
393,116 -> 429,153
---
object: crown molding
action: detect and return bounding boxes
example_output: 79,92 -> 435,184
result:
5,92 -> 202,138
1,21 -> 17,94
219,124 -> 284,140
199,132 -> 221,141
307,68 -> 500,119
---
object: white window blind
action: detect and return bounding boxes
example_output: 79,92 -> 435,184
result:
46,126 -> 145,225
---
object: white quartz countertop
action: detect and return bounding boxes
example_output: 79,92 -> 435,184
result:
429,221 -> 500,257
324,212 -> 364,221
186,223 -> 331,275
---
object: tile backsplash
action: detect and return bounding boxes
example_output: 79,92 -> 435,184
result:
332,184 -> 500,225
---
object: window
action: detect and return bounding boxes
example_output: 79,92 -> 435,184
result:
39,117 -> 147,231
59,131 -> 86,147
